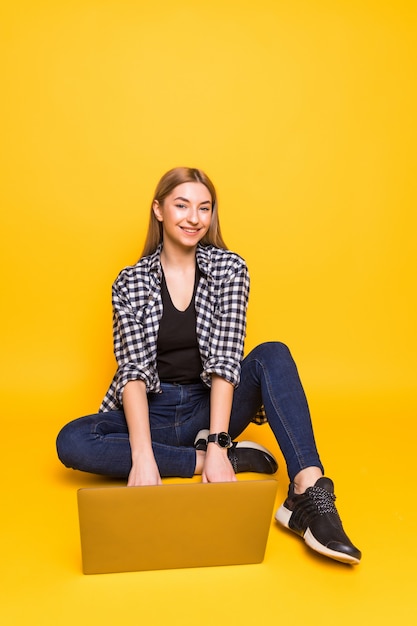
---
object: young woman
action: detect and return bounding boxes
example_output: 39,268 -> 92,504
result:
57,167 -> 361,565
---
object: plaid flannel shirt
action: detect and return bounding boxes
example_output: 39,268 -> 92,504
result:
99,244 -> 267,424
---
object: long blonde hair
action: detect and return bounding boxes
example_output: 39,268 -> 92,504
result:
141,167 -> 227,257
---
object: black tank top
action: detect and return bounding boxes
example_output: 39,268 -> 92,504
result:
156,267 -> 202,383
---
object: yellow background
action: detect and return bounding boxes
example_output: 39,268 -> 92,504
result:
1,1 -> 416,624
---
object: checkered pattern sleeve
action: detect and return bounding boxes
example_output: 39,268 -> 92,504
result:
197,250 -> 249,388
110,266 -> 162,406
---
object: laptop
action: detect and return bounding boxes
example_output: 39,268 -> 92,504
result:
77,479 -> 278,574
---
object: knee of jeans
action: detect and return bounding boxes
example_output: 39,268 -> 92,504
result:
253,341 -> 292,361
56,424 -> 71,467
56,421 -> 86,469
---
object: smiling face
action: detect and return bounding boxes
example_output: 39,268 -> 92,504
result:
152,182 -> 213,252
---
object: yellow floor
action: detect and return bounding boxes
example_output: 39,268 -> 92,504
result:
1,389 -> 415,625
1,1 -> 416,623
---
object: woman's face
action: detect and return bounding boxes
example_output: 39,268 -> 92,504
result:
153,182 -> 213,250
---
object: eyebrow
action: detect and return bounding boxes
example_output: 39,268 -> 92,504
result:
173,196 -> 212,205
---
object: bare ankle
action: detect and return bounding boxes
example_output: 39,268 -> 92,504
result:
293,467 -> 323,494
195,450 -> 206,475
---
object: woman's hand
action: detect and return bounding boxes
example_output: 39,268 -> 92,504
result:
201,444 -> 237,483
127,453 -> 162,487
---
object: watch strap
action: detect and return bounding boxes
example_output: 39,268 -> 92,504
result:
207,432 -> 232,448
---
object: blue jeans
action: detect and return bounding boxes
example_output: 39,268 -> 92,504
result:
56,342 -> 324,482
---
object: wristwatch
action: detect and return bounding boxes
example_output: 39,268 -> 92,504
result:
207,432 -> 233,448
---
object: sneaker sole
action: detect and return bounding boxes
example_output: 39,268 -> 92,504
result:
275,505 -> 360,565
234,441 -> 274,455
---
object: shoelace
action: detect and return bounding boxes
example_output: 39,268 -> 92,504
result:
306,485 -> 339,517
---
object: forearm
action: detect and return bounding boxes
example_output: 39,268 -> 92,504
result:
122,379 -> 153,460
202,374 -> 236,483
209,374 -> 234,434
123,380 -> 162,486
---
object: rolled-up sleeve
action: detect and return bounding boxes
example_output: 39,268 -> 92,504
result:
200,258 -> 249,387
111,273 -> 159,404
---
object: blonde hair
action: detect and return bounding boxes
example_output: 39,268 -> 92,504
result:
141,167 -> 227,257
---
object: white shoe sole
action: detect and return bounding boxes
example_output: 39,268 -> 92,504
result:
275,505 -> 360,565
194,429 -> 210,446
234,441 -> 274,455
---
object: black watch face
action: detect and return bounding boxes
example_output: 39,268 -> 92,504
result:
218,432 -> 231,448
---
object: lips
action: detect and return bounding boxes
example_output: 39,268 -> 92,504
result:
180,227 -> 200,234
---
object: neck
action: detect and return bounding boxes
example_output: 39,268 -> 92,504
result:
160,241 -> 197,270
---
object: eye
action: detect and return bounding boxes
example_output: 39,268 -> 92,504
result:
175,203 -> 187,209
200,206 -> 211,212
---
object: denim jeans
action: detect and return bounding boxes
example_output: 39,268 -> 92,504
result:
56,342 -> 324,482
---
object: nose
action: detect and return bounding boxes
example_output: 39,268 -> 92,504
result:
186,207 -> 199,224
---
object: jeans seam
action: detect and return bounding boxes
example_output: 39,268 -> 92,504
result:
91,418 -> 128,438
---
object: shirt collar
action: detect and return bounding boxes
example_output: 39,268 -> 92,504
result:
148,244 -> 163,281
196,244 -> 211,276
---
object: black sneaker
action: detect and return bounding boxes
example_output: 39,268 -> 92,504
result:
275,477 -> 361,564
194,430 -> 278,474
228,441 -> 278,474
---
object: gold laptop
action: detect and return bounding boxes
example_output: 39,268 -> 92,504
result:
77,479 -> 278,574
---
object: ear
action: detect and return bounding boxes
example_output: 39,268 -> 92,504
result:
152,200 -> 163,222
